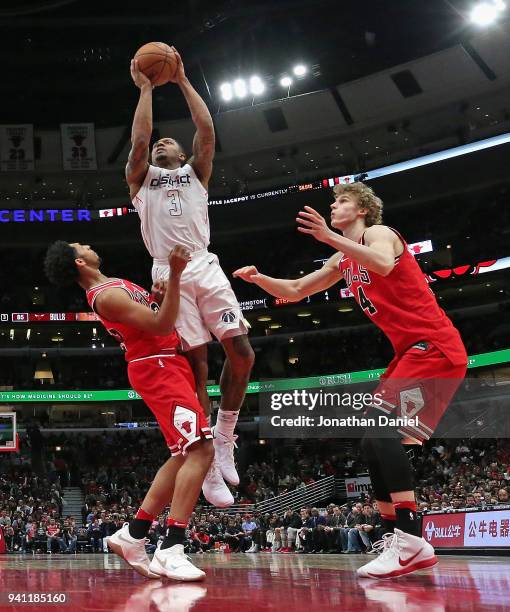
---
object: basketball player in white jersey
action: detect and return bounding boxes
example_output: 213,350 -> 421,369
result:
127,48 -> 254,507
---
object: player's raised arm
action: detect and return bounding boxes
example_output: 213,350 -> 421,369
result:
170,48 -> 215,187
95,246 -> 191,335
296,206 -> 398,276
233,253 -> 343,300
126,59 -> 153,199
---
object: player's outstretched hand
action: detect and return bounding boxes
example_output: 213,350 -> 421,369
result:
232,265 -> 260,283
151,280 -> 167,304
169,47 -> 186,83
169,246 -> 191,275
130,59 -> 152,89
296,206 -> 335,244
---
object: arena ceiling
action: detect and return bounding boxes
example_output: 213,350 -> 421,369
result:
2,0 -> 483,126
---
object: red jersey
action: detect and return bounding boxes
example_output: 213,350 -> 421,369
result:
46,524 -> 60,536
339,228 -> 467,366
86,278 -> 181,362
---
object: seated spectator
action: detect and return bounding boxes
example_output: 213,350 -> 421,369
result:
309,507 -> 327,553
192,527 -> 212,554
250,512 -> 271,552
87,519 -> 103,553
324,505 -> 347,553
46,518 -> 66,554
208,516 -> 224,547
297,509 -> 315,553
100,513 -> 116,553
279,508 -> 301,553
62,520 -> 78,554
242,513 -> 258,552
353,503 -> 381,552
224,518 -> 246,552
23,517 -> 37,553
341,505 -> 363,554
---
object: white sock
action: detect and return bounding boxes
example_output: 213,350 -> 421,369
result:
215,409 -> 239,439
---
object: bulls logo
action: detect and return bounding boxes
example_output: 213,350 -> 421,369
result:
72,135 -> 86,146
221,311 -> 237,323
426,260 -> 498,284
400,387 -> 425,418
424,521 -> 435,541
173,405 -> 197,439
9,134 -> 24,148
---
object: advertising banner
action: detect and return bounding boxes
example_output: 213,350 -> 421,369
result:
422,509 -> 510,548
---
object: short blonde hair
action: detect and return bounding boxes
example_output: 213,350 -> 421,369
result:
333,182 -> 383,226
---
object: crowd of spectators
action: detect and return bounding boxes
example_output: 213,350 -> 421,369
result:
169,502 -> 385,555
1,431 -> 509,554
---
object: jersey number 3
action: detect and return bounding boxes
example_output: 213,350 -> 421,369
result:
166,190 -> 183,216
358,286 -> 377,315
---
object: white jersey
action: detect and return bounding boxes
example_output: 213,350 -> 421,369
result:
132,163 -> 210,259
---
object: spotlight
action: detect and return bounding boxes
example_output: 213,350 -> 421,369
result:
220,82 -> 233,101
280,76 -> 293,87
249,76 -> 265,95
293,64 -> 307,76
470,2 -> 500,25
233,78 -> 247,98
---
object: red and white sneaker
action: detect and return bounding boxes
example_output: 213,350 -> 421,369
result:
356,529 -> 438,579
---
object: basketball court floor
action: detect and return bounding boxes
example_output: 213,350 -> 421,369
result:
1,552 -> 510,611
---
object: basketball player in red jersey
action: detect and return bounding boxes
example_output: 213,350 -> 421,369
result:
234,182 -> 467,579
127,49 -> 254,507
44,241 -> 213,582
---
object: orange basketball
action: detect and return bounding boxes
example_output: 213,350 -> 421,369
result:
134,42 -> 178,86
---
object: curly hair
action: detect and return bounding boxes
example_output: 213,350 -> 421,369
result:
44,241 -> 79,287
333,182 -> 383,226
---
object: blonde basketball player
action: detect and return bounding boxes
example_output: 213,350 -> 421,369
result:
127,48 -> 254,507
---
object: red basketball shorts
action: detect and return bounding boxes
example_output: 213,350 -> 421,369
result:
373,342 -> 467,443
127,354 -> 212,456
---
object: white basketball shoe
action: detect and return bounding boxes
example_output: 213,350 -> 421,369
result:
106,523 -> 160,579
213,428 -> 239,486
149,543 -> 205,582
202,456 -> 234,508
357,528 -> 438,579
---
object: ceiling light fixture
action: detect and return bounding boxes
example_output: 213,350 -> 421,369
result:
233,78 -> 247,98
249,76 -> 265,95
220,82 -> 233,101
470,1 -> 500,25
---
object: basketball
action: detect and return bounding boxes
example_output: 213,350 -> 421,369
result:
134,42 -> 178,86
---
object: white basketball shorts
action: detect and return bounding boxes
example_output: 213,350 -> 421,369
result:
152,250 -> 248,350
